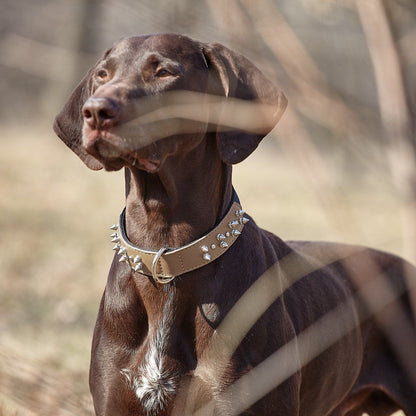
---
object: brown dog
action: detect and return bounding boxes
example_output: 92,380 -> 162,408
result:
54,34 -> 416,416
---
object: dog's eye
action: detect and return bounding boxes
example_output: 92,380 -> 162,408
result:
156,68 -> 172,78
96,69 -> 108,81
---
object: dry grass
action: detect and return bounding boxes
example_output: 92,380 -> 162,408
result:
0,127 -> 123,415
0,126 -> 407,415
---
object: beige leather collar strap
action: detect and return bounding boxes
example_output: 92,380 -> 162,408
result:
109,200 -> 248,284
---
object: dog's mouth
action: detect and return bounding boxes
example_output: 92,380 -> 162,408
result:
82,125 -> 162,173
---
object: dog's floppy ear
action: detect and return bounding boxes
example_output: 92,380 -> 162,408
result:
202,43 -> 287,164
53,65 -> 103,170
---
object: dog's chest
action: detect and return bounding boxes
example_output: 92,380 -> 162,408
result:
121,293 -> 180,414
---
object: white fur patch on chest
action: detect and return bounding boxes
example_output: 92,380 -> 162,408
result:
121,295 -> 177,414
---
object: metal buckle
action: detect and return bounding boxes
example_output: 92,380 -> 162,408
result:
151,247 -> 175,284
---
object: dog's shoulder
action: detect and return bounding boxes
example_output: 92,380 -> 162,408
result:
286,240 -> 411,275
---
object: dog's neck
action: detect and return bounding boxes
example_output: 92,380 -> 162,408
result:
124,139 -> 233,251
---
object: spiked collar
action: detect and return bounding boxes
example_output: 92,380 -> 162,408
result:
109,191 -> 248,284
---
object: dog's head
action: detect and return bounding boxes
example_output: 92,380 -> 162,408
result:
53,34 -> 287,172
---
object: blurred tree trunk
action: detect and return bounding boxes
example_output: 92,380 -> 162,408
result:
42,0 -> 104,115
356,0 -> 416,331
356,0 -> 416,265
73,0 -> 104,79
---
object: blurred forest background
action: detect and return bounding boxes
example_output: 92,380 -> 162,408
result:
0,0 -> 415,414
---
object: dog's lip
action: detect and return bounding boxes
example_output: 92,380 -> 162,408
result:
82,126 -> 161,173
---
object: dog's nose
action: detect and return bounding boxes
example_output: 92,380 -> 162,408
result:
82,97 -> 120,129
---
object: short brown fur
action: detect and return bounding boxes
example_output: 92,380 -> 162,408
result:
54,34 -> 416,416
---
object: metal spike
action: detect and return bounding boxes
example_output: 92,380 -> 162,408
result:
240,217 -> 249,224
134,263 -> 143,271
217,233 -> 226,241
228,220 -> 239,229
110,232 -> 118,238
119,254 -> 128,263
201,245 -> 209,253
112,244 -> 120,251
235,210 -> 245,217
133,255 -> 142,264
111,236 -> 120,243
232,229 -> 241,237
220,241 -> 228,248
110,224 -> 119,230
118,247 -> 126,255
203,253 -> 211,261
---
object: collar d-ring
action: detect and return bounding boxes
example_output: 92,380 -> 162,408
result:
152,247 -> 174,284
